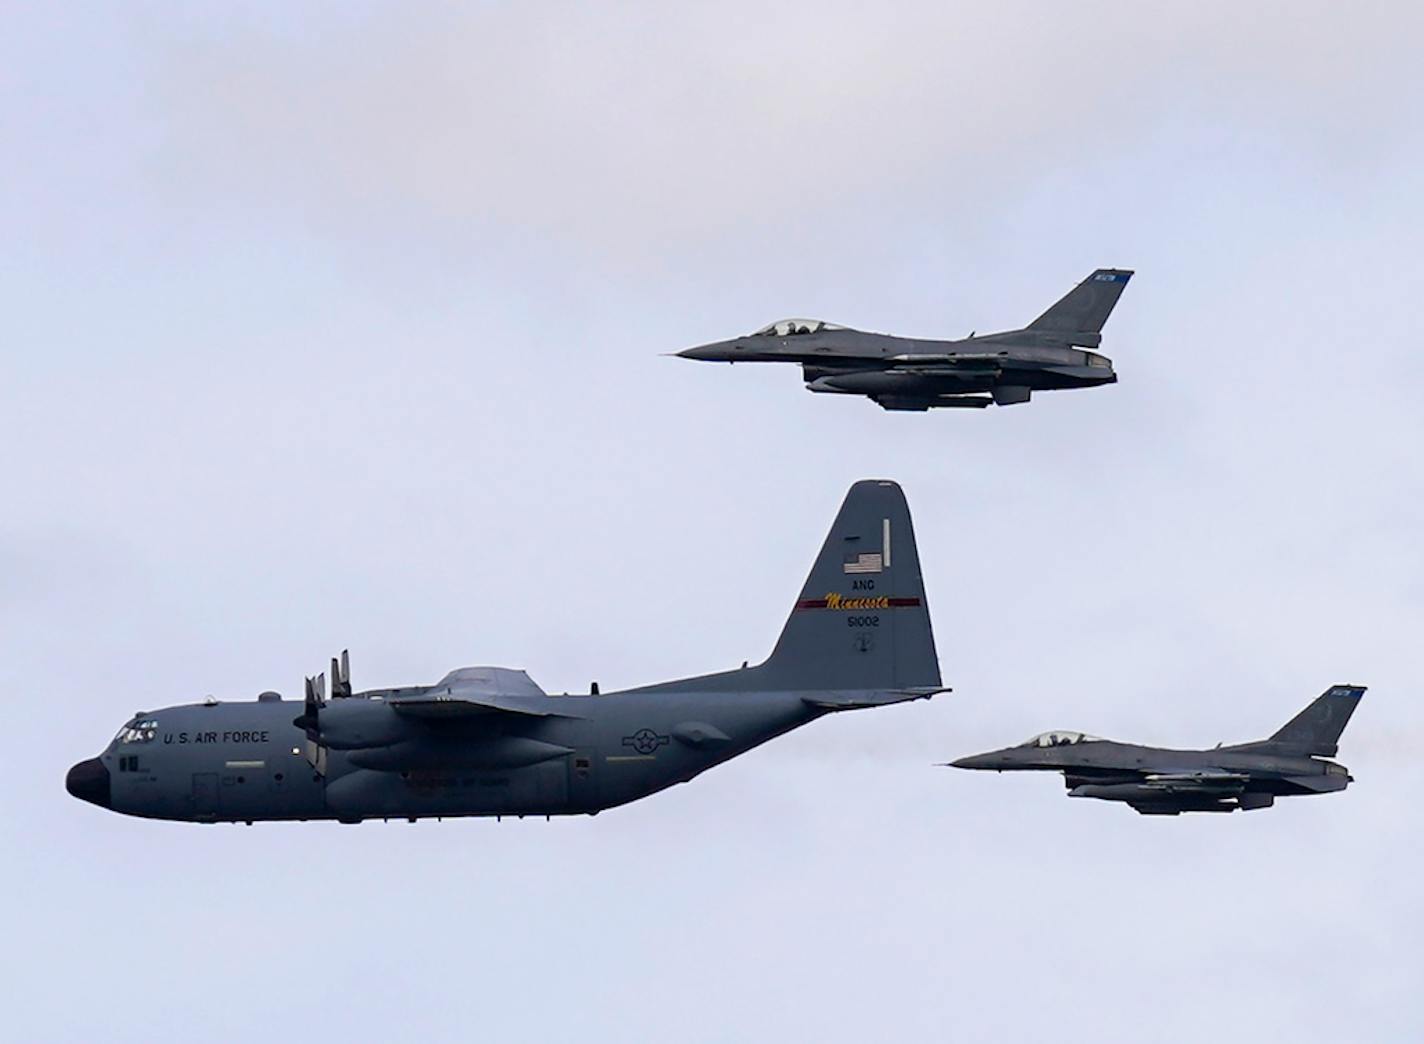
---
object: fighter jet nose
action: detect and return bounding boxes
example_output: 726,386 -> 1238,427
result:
677,340 -> 737,362
66,757 -> 111,808
949,754 -> 992,770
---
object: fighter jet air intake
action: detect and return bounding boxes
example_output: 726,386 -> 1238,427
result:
66,481 -> 944,825
678,268 -> 1132,410
948,685 -> 1365,815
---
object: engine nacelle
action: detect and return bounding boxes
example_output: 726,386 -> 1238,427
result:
348,736 -> 573,772
315,699 -> 411,750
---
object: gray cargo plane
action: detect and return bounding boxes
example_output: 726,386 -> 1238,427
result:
949,685 -> 1364,815
66,481 -> 944,824
677,268 -> 1132,410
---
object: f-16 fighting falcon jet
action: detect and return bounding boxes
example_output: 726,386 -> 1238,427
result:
948,686 -> 1364,815
677,268 -> 1132,410
66,481 -> 944,825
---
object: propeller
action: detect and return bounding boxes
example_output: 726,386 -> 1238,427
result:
292,652 -> 352,777
292,671 -> 325,739
331,649 -> 352,699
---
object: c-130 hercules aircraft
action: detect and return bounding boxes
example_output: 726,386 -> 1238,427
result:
66,481 -> 944,824
678,267 -> 1132,410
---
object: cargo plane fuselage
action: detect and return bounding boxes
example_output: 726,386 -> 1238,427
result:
66,481 -> 944,825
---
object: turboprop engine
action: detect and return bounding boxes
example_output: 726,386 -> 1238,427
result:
292,651 -> 572,774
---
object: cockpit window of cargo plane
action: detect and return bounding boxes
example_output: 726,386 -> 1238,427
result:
1018,731 -> 1100,748
116,720 -> 158,744
752,319 -> 846,337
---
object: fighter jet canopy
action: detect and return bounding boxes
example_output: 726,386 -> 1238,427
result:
1017,730 -> 1102,748
751,318 -> 846,337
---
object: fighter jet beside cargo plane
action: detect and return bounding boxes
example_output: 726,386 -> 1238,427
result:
66,481 -> 945,824
678,268 -> 1132,410
949,685 -> 1365,815
66,268 -> 1367,826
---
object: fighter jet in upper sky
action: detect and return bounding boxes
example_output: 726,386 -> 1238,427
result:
948,685 -> 1364,815
678,268 -> 1132,410
65,480 -> 945,825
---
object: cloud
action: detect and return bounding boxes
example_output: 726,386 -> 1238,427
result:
142,3 -> 1423,257
7,5 -> 1424,1040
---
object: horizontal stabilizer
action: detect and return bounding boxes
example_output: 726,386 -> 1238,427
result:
803,686 -> 949,711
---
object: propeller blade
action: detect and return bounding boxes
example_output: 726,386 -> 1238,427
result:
293,673 -> 326,738
331,649 -> 352,698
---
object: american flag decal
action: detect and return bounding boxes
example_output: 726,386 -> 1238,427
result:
843,552 -> 883,574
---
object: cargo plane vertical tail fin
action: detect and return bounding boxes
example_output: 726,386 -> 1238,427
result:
637,481 -> 942,699
755,480 -> 941,694
1025,268 -> 1133,347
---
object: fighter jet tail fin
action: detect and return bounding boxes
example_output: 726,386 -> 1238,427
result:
752,479 -> 941,693
1025,268 -> 1133,347
1264,685 -> 1365,757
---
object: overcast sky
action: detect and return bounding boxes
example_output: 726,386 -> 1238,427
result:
5,4 -> 1422,1041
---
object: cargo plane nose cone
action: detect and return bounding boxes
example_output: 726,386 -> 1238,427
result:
66,758 -> 111,808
